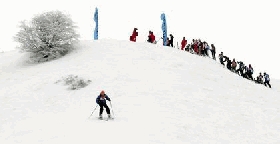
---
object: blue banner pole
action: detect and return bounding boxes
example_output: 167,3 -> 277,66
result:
161,13 -> 167,46
94,7 -> 98,40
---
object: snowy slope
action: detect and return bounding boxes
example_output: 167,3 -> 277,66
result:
0,39 -> 279,144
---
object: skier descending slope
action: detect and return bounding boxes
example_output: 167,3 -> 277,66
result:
96,90 -> 112,119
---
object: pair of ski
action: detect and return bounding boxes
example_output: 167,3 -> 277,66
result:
98,116 -> 114,121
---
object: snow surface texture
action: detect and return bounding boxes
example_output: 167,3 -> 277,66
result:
0,39 -> 280,144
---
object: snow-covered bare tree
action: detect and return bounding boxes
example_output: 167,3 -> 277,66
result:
14,10 -> 80,62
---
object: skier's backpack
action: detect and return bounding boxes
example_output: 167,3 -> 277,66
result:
250,68 -> 254,74
266,74 -> 270,81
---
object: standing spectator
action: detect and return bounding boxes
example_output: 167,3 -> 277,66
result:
201,41 -> 206,56
193,39 -> 198,54
244,66 -> 249,78
161,36 -> 170,46
225,57 -> 232,70
181,37 -> 187,50
211,44 -> 216,60
231,58 -> 237,72
166,37 -> 170,46
169,34 -> 174,47
129,28 -> 138,42
198,39 -> 203,55
263,72 -> 271,88
147,31 -> 156,43
247,64 -> 254,80
205,42 -> 211,57
236,61 -> 245,77
219,52 -> 225,65
255,73 -> 264,84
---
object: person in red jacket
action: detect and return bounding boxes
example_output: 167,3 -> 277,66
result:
181,37 -> 187,50
193,39 -> 198,54
147,31 -> 156,43
130,28 -> 138,42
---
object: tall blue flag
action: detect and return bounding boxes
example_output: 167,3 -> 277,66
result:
94,7 -> 98,40
161,13 -> 167,46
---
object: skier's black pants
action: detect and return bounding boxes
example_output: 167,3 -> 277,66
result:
211,50 -> 216,60
247,72 -> 253,80
219,59 -> 224,65
169,42 -> 174,47
236,68 -> 243,76
169,41 -> 173,47
264,80 -> 271,88
99,103 -> 110,115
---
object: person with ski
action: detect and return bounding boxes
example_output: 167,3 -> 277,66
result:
130,28 -> 138,42
96,90 -> 111,118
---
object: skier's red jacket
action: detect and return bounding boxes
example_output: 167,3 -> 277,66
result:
181,39 -> 187,50
149,33 -> 155,43
193,43 -> 198,53
130,28 -> 138,42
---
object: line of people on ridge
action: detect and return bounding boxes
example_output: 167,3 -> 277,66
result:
129,28 -> 272,88
129,28 -> 215,55
129,28 -> 216,59
218,52 -> 271,88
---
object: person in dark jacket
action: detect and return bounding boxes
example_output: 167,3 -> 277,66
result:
236,61 -> 245,77
169,34 -> 174,47
246,64 -> 254,80
96,90 -> 111,118
219,52 -> 225,65
255,72 -> 264,84
210,44 -> 216,60
225,57 -> 232,70
263,72 -> 271,88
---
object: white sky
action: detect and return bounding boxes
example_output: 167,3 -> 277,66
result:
1,0 -> 280,79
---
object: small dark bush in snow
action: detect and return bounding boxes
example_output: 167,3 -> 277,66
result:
56,75 -> 91,90
14,10 -> 80,63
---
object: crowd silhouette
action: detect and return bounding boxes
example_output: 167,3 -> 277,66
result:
129,28 -> 272,88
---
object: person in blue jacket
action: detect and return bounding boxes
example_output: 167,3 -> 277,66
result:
96,90 -> 111,118
263,72 -> 271,88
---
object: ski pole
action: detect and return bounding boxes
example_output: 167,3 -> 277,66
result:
89,105 -> 98,118
109,101 -> 115,117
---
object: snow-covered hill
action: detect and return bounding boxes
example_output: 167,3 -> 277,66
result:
0,39 -> 279,144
